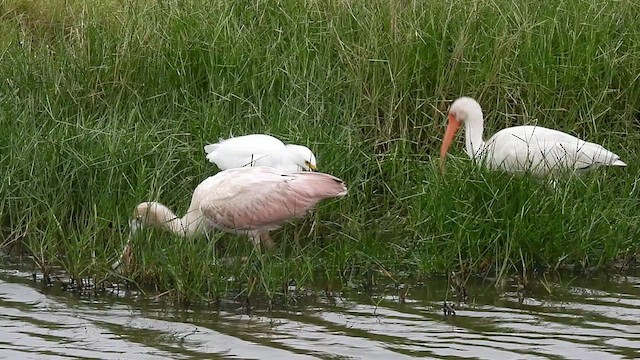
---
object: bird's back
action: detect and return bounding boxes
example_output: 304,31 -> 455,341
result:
485,125 -> 625,174
204,134 -> 286,170
198,167 -> 347,232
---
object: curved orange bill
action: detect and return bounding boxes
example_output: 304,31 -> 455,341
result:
439,114 -> 461,171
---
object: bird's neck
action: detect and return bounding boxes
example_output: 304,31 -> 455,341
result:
147,202 -> 202,237
465,121 -> 486,161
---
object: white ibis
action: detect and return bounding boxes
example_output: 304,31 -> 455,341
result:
130,166 -> 347,249
204,134 -> 317,172
440,97 -> 626,176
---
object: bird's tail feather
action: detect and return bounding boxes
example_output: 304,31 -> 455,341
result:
298,172 -> 348,198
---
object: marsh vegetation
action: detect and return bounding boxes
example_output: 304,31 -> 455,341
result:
0,0 -> 639,301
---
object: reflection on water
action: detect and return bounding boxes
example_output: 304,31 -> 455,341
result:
0,260 -> 639,359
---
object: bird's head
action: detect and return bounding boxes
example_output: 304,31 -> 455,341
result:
285,144 -> 318,171
440,97 -> 484,163
130,202 -> 149,236
114,202 -> 153,271
130,201 -> 163,235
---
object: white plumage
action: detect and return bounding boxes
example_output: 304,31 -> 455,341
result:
440,97 -> 626,176
204,134 -> 317,172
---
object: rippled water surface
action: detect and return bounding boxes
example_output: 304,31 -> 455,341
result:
1,260 -> 639,359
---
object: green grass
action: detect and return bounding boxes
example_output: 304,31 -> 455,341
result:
1,0 -> 639,302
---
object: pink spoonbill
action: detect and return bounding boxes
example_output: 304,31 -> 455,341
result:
130,166 -> 347,249
439,97 -> 626,176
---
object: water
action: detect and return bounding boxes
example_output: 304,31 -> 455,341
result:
1,261 -> 639,359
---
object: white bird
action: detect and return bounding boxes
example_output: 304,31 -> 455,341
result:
204,134 -> 317,172
439,97 -> 626,176
130,166 -> 347,249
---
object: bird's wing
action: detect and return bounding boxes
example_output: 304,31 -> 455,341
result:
486,126 -> 622,173
199,167 -> 346,231
203,135 -> 286,169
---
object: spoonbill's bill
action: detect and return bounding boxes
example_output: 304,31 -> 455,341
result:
439,97 -> 626,175
130,166 -> 347,249
204,134 -> 317,172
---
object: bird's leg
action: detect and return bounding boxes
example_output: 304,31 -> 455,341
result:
250,232 -> 261,248
249,231 -> 274,251
259,231 -> 275,250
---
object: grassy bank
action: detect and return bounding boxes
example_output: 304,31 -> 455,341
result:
1,0 -> 639,301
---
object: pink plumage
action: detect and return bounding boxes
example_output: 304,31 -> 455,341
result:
200,167 -> 347,233
131,166 -> 348,249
